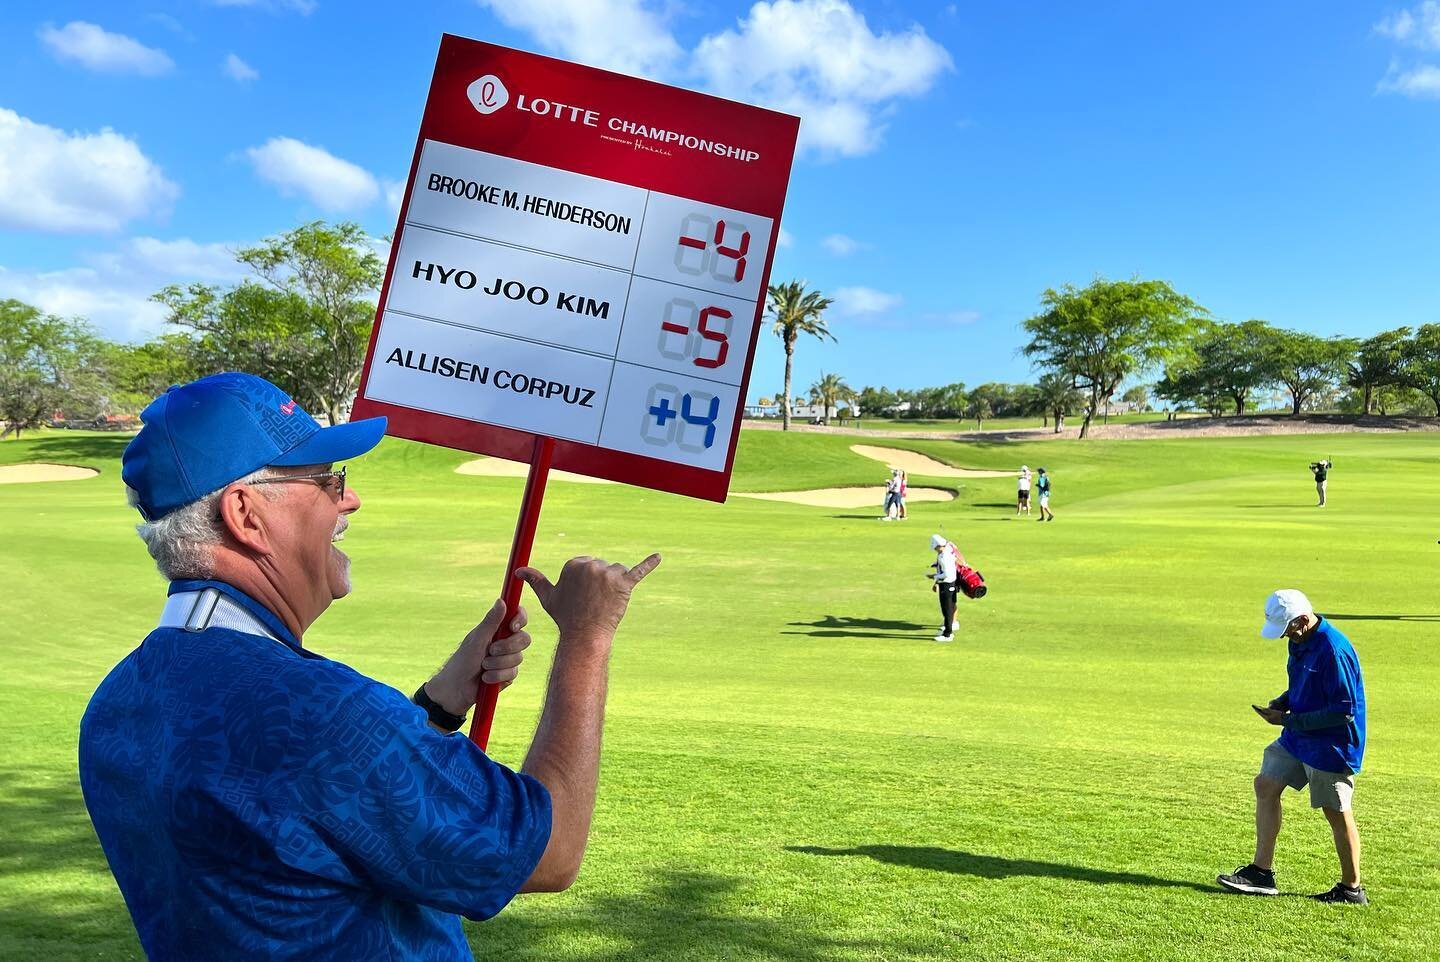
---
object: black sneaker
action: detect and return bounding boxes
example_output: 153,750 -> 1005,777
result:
1217,864 -> 1279,896
1310,882 -> 1368,905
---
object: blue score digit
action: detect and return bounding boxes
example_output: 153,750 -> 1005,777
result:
642,384 -> 720,453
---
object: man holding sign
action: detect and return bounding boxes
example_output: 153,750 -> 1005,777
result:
79,372 -> 661,959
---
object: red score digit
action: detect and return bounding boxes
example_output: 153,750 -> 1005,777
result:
712,220 -> 749,283
694,306 -> 731,369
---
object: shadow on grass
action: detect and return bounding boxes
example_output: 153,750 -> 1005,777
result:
0,765 -> 922,960
1320,612 -> 1440,622
473,869 -> 922,960
0,766 -> 140,957
783,616 -> 929,640
786,845 -> 1213,893
13,433 -> 130,466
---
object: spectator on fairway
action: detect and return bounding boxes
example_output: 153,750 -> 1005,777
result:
1036,467 -> 1054,521
929,534 -> 963,641
897,470 -> 909,520
881,471 -> 900,521
1017,465 -> 1031,516
79,372 -> 661,960
1310,459 -> 1331,507
1217,589 -> 1368,905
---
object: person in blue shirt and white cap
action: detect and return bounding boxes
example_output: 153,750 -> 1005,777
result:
79,372 -> 661,960
1217,589 -> 1368,904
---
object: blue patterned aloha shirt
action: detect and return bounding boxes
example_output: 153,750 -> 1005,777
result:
79,580 -> 552,961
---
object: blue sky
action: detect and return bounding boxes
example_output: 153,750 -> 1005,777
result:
2,1 -> 1438,401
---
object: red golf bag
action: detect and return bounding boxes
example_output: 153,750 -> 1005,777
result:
957,564 -> 987,599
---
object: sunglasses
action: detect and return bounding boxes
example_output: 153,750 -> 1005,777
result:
250,465 -> 346,500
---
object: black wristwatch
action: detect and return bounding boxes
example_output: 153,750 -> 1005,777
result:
413,684 -> 467,733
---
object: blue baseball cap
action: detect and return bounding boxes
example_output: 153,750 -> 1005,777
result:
122,372 -> 387,521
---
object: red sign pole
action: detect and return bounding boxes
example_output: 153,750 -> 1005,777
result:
468,434 -> 555,750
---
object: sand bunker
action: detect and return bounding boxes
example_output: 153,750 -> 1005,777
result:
0,463 -> 99,484
736,485 -> 955,508
455,458 -> 615,484
850,445 -> 1015,478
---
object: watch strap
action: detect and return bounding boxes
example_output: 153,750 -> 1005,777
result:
413,684 -> 467,733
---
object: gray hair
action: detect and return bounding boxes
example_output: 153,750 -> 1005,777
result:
127,468 -> 282,580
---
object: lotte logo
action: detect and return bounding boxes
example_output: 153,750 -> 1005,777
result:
467,74 -> 509,115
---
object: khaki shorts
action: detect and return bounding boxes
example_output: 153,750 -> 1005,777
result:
1259,739 -> 1355,811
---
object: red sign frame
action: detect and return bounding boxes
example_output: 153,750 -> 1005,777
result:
351,34 -> 800,501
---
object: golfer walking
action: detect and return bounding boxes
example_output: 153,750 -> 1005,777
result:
1016,466 -> 1031,516
1217,589 -> 1368,904
1035,467 -> 1054,522
79,373 -> 661,959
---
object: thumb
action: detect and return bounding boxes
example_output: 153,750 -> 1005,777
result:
515,566 -> 554,605
473,597 -> 507,640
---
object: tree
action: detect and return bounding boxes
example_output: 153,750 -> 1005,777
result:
1121,385 -> 1150,412
766,281 -> 834,431
1021,277 -> 1206,438
153,221 -> 382,423
1155,365 -> 1228,418
966,392 -> 993,429
1401,324 -> 1440,416
806,372 -> 850,425
857,385 -> 898,415
1033,372 -> 1083,433
96,334 -> 203,413
1154,320 -> 1271,418
0,299 -> 109,438
1258,328 -> 1354,416
1347,327 -> 1411,415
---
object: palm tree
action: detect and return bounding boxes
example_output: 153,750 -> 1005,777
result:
1034,372 -> 1083,433
767,281 -> 835,431
807,372 -> 851,425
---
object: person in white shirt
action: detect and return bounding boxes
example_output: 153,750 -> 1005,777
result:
1017,465 -> 1032,516
929,534 -> 965,641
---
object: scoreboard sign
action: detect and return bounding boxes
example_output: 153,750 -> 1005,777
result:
352,35 -> 800,501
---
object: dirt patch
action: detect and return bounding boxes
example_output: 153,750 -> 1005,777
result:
850,445 -> 1015,477
736,485 -> 955,508
455,458 -> 616,484
0,463 -> 99,484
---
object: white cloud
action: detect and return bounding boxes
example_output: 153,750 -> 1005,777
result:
0,108 -> 179,233
776,227 -> 795,248
89,237 -> 245,281
1378,61 -> 1440,97
833,285 -> 901,316
473,0 -> 681,77
223,53 -> 259,82
0,237 -> 247,342
211,0 -> 317,14
1376,2 -> 1440,48
245,137 -> 380,211
474,0 -> 950,157
0,265 -> 169,341
821,233 -> 868,256
382,179 -> 406,217
692,0 -> 952,156
37,21 -> 174,75
1374,5 -> 1440,98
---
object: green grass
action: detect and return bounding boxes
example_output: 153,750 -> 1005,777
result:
2,427 -> 1437,961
